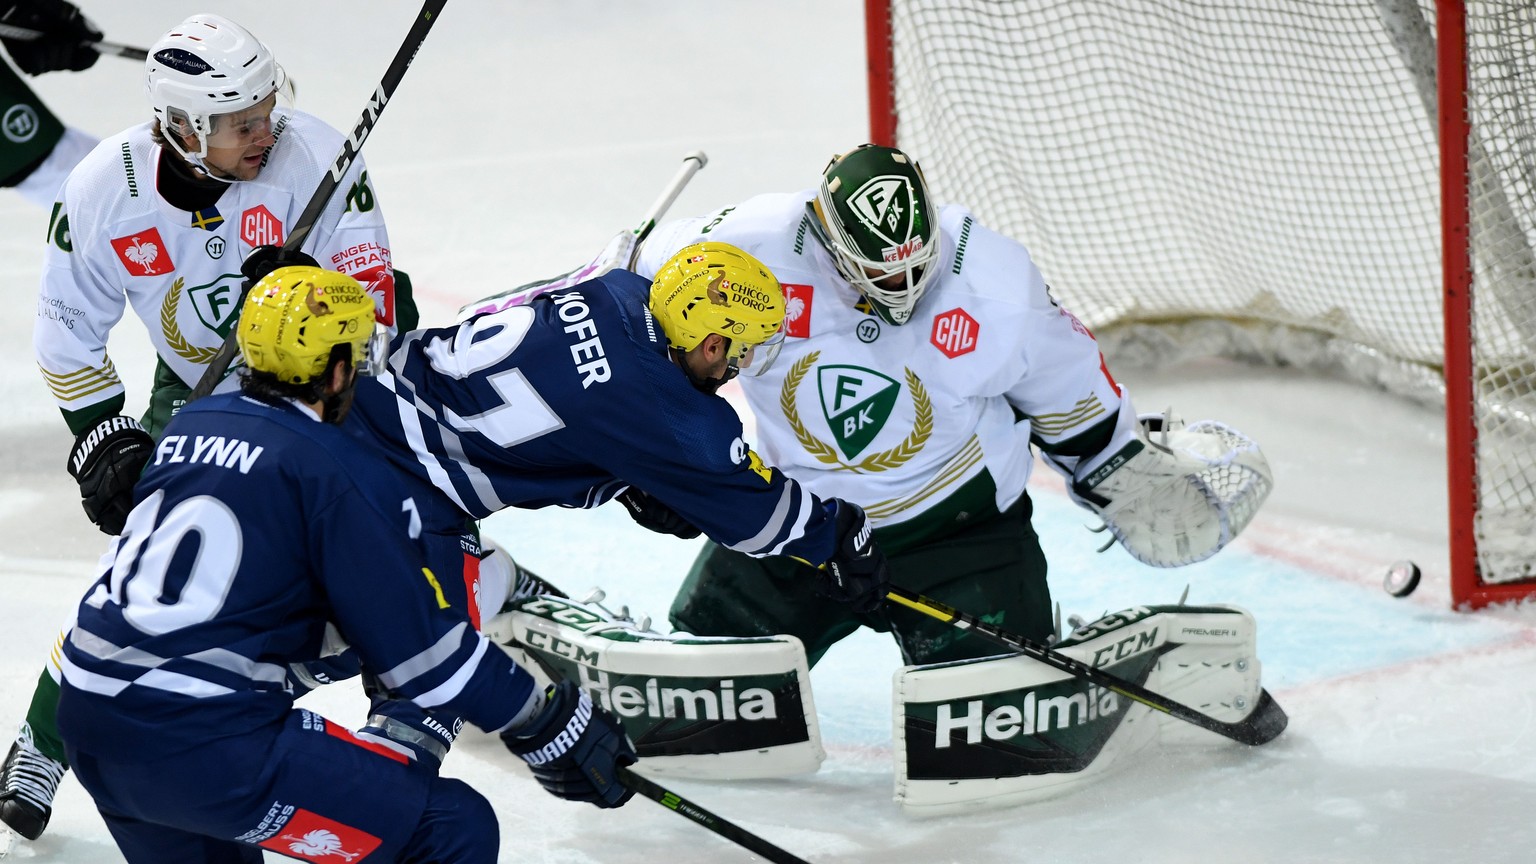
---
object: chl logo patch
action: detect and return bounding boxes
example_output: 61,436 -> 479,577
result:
111,229 -> 174,276
782,283 -> 812,338
240,205 -> 284,247
930,307 -> 978,358
257,807 -> 383,862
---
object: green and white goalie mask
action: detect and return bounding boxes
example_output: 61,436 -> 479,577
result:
483,592 -> 823,780
808,144 -> 940,326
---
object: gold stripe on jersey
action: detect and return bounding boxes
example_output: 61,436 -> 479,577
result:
160,277 -> 220,363
39,360 -> 122,401
1029,394 -> 1106,438
863,435 -> 984,521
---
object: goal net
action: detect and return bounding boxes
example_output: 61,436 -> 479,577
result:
865,0 -> 1536,608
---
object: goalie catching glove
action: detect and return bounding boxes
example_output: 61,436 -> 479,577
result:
1051,394 -> 1273,567
67,415 -> 154,535
502,680 -> 636,808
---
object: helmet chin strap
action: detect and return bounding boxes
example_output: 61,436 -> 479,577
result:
671,347 -> 733,396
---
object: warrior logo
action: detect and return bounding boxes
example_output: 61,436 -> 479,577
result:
111,229 -> 174,276
2,104 -> 39,143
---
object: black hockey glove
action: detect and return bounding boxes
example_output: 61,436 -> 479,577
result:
616,487 -> 701,539
285,649 -> 363,697
818,500 -> 890,614
0,0 -> 101,75
241,244 -> 320,287
67,415 -> 153,535
502,681 -> 636,808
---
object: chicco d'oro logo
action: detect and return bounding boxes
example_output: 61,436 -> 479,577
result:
3,104 -> 39,143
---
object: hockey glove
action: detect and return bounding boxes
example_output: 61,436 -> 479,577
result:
502,680 -> 636,808
285,649 -> 363,696
818,500 -> 890,614
616,487 -> 701,539
67,416 -> 153,535
0,0 -> 101,75
241,245 -> 320,287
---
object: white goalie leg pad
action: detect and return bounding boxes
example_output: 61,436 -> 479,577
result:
894,604 -> 1262,816
1066,393 -> 1274,567
485,594 -> 823,779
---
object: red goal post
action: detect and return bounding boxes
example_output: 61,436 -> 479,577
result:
866,0 -> 1536,609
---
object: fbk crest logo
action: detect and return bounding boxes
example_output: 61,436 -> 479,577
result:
241,205 -> 284,247
782,283 -> 813,338
931,308 -> 978,358
847,175 -> 919,250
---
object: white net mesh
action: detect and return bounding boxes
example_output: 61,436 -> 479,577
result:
883,0 -> 1536,587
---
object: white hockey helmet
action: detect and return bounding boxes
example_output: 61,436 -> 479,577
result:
146,14 -> 286,168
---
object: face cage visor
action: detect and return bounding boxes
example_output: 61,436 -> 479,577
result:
729,328 -> 786,380
806,200 -> 939,325
357,325 -> 391,377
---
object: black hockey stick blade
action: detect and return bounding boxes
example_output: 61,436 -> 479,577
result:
618,766 -> 811,864
186,0 -> 448,403
885,586 -> 1288,746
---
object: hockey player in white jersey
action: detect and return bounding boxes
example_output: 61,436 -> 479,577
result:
7,13 -> 421,843
631,143 -> 1272,678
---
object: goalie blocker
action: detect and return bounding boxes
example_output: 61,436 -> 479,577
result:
895,604 -> 1263,817
483,594 -> 823,779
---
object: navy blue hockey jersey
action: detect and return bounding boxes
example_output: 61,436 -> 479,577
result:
58,394 -> 538,759
347,270 -> 840,564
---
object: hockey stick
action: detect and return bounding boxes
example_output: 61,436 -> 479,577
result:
0,22 -> 147,61
459,150 -> 709,318
617,766 -> 811,864
186,0 -> 448,402
884,586 -> 1289,746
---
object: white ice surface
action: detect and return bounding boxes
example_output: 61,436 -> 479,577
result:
3,2 -> 1534,862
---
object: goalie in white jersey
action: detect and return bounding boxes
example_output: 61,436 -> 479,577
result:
8,13 -> 421,844
634,144 -> 1273,668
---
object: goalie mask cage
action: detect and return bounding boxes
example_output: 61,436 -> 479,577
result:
865,0 -> 1536,610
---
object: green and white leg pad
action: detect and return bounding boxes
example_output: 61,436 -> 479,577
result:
894,604 -> 1261,816
485,594 -> 823,779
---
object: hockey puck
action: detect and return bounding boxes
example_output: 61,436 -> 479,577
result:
1383,560 -> 1421,597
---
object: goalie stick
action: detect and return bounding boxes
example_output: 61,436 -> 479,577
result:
618,767 -> 811,864
885,586 -> 1289,746
460,150 -> 709,317
186,0 -> 449,403
0,21 -> 147,61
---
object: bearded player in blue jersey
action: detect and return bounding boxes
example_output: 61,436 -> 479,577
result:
344,241 -> 891,616
54,267 -> 636,864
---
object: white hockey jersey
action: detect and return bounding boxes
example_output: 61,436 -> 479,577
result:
635,192 -> 1125,539
34,109 -> 397,430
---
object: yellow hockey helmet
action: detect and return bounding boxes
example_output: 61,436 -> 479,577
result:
237,266 -> 385,385
648,242 -> 785,371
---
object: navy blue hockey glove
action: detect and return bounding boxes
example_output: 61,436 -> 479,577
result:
818,500 -> 890,614
358,671 -> 458,769
0,0 -> 101,75
67,415 -> 153,535
502,681 -> 636,808
616,487 -> 701,539
285,650 -> 363,696
241,244 -> 320,287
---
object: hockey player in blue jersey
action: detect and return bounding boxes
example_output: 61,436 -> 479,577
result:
54,267 -> 637,864
345,241 -> 891,615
